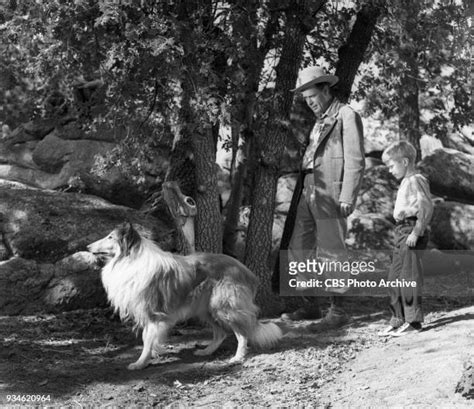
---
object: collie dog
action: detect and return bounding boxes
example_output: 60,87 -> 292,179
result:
87,222 -> 282,370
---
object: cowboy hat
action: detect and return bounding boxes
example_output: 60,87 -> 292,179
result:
291,66 -> 339,92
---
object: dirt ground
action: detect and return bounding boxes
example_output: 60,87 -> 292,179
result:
0,296 -> 473,408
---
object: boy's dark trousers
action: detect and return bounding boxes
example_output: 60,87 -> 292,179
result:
388,219 -> 429,324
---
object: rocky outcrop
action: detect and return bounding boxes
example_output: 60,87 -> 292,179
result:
430,201 -> 474,250
0,180 -> 174,315
0,252 -> 105,315
444,126 -> 474,156
347,165 -> 474,252
0,119 -> 167,208
418,148 -> 474,204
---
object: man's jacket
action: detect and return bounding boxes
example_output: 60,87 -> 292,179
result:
271,98 -> 365,293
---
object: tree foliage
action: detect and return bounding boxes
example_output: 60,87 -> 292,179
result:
1,0 -> 471,310
356,0 -> 471,142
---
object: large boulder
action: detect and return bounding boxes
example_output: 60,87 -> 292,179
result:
32,131 -> 114,174
5,119 -> 55,145
444,126 -> 474,156
347,166 -> 474,252
0,180 -> 174,315
430,201 -> 474,250
0,119 -> 167,208
418,148 -> 474,204
0,253 -> 104,315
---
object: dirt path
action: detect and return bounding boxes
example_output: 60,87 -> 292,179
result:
320,306 -> 474,408
0,299 -> 472,408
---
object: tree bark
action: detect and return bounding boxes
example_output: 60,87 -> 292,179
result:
175,0 -> 223,253
222,2 -> 279,256
334,1 -> 382,103
397,0 -> 421,158
244,0 -> 324,315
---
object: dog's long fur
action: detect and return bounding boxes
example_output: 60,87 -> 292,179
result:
87,222 -> 282,370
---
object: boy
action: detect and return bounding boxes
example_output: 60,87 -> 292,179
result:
380,140 -> 433,336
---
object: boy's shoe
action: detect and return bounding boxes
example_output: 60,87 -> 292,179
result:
378,317 -> 404,336
377,325 -> 399,337
389,317 -> 404,328
390,322 -> 422,337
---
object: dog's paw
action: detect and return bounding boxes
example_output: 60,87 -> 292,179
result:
127,361 -> 148,371
228,355 -> 245,364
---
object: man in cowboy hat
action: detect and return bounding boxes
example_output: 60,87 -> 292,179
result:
274,66 -> 365,328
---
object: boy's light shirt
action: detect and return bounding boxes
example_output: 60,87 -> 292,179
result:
393,173 -> 434,236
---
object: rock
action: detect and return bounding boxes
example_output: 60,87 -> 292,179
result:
444,126 -> 474,155
56,121 -> 124,142
0,121 -> 160,207
0,256 -> 54,315
418,148 -> 474,204
0,139 -> 36,169
22,120 -> 57,139
0,180 -> 175,314
0,255 -> 105,315
455,361 -> 474,399
4,120 -> 55,145
420,134 -> 443,159
43,252 -> 106,311
33,131 -> 94,173
430,201 -> 474,250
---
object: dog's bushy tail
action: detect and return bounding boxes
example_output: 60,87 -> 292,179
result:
250,321 -> 283,348
212,280 -> 283,349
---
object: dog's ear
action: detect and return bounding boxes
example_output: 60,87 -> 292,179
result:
119,222 -> 140,257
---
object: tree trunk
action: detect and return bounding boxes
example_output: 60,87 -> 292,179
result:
222,2 -> 279,256
244,0 -> 323,315
176,0 -> 223,253
193,127 -> 223,253
397,0 -> 421,158
334,2 -> 382,103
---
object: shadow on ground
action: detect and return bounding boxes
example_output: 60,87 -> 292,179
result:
1,296 -> 472,405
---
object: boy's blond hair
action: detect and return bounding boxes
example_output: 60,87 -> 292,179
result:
382,140 -> 417,165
